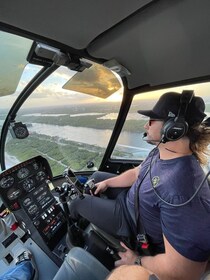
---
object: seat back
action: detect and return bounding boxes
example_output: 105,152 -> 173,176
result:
53,247 -> 109,280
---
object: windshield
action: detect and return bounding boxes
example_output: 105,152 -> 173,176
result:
0,31 -> 123,175
0,31 -> 33,126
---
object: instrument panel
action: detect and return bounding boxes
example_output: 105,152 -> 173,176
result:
0,156 -> 52,211
0,156 -> 67,249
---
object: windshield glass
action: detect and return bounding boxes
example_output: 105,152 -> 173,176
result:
1,31 -> 123,175
3,64 -> 123,175
0,31 -> 33,124
0,32 -> 35,172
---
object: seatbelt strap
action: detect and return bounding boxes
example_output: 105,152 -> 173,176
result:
134,166 -> 151,255
134,147 -> 159,255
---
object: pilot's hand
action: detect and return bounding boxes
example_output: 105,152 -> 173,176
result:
94,181 -> 108,195
115,242 -> 138,267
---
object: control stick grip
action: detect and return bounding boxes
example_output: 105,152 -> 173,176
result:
84,179 -> 98,195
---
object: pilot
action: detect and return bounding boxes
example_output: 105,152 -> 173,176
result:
69,91 -> 210,279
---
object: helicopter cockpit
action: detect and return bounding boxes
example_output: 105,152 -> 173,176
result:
1,1 -> 210,279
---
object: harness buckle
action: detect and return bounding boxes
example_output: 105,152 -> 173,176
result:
136,234 -> 151,255
137,233 -> 148,244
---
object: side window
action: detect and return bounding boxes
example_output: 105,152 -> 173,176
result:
111,83 -> 210,161
111,93 -> 155,161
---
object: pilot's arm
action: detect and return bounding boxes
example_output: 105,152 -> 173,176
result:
94,166 -> 140,195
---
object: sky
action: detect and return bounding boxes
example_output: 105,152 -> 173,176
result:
0,61 -> 124,108
2,62 -> 210,110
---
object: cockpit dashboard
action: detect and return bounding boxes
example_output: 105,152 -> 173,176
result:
0,156 -> 67,251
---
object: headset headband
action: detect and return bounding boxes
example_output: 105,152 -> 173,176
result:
175,90 -> 194,122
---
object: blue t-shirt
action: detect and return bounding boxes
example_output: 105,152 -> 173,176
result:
127,149 -> 210,261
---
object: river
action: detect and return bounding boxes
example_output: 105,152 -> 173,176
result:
2,123 -> 153,170
29,123 -> 152,157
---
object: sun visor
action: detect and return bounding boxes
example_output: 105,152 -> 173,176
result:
63,63 -> 122,99
0,31 -> 32,97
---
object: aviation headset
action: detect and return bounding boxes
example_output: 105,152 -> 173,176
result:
161,90 -> 194,143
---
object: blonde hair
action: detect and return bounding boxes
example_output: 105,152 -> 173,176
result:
188,123 -> 210,165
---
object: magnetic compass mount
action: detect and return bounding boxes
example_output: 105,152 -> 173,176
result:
9,122 -> 29,139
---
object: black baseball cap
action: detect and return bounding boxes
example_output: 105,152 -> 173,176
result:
138,91 -> 206,126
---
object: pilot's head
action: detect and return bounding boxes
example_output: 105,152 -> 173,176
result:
138,91 -> 206,144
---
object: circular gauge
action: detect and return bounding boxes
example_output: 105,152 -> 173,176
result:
7,188 -> 21,200
17,167 -> 30,179
32,162 -> 39,170
36,171 -> 46,182
0,176 -> 15,189
22,178 -> 34,192
12,123 -> 29,139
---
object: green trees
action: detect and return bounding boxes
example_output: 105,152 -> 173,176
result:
6,133 -> 106,176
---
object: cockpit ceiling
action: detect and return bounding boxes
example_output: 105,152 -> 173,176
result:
88,0 -> 210,89
1,0 -> 210,90
0,0 -> 153,49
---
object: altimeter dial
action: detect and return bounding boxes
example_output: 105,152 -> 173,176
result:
0,176 -> 15,188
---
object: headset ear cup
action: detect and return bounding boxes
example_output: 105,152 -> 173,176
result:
161,90 -> 193,142
162,118 -> 188,142
161,119 -> 174,142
